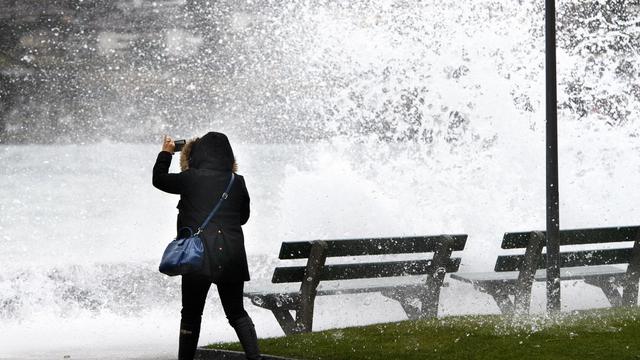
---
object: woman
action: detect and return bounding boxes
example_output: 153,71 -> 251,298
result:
152,132 -> 261,360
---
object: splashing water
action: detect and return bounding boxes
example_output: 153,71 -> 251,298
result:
1,0 -> 639,358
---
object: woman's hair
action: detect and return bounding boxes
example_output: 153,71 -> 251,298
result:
180,137 -> 238,173
180,137 -> 198,171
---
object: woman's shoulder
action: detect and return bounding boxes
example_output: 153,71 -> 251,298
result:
234,173 -> 247,186
186,168 -> 244,182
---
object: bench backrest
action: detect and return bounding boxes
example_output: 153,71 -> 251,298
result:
272,235 -> 467,283
495,226 -> 640,272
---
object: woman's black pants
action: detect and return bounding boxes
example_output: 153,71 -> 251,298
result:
179,275 -> 260,360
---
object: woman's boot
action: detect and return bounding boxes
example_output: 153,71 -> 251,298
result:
230,315 -> 261,360
178,320 -> 201,360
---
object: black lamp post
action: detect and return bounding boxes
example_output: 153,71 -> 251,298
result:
545,0 -> 561,313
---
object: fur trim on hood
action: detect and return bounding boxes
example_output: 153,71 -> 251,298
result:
180,136 -> 238,172
180,137 -> 198,171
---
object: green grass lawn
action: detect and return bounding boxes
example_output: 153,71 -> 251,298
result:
208,307 -> 640,359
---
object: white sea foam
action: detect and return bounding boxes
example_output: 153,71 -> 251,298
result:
1,128 -> 639,358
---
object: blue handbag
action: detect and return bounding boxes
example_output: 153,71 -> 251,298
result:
159,173 -> 236,276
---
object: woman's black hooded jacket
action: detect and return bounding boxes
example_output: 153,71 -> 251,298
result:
152,132 -> 250,282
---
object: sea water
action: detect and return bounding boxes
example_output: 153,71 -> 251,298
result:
2,0 -> 639,358
1,128 -> 639,358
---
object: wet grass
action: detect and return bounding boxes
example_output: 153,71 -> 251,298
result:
207,307 -> 640,359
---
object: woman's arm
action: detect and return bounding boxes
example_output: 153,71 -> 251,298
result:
239,176 -> 250,225
152,136 -> 188,194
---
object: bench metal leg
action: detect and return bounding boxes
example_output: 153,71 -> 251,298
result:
249,294 -> 303,335
513,286 -> 533,315
419,235 -> 455,318
399,300 -> 422,320
623,231 -> 640,306
494,295 -> 515,314
381,288 -> 422,320
623,275 -> 639,306
271,308 -> 302,335
422,275 -> 444,318
585,276 -> 623,307
483,284 -> 515,314
514,231 -> 545,314
295,241 -> 328,333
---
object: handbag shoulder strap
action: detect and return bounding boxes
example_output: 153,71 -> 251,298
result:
195,172 -> 236,235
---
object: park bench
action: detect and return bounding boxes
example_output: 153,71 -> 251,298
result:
451,226 -> 640,314
243,234 -> 467,335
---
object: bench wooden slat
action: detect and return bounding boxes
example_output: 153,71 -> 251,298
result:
502,226 -> 640,249
272,258 -> 462,283
451,265 -> 626,284
495,248 -> 634,271
278,235 -> 467,259
246,275 -> 435,298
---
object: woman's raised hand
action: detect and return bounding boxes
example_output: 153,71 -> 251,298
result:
162,135 -> 176,154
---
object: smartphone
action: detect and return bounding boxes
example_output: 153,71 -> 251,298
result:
174,139 -> 186,152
